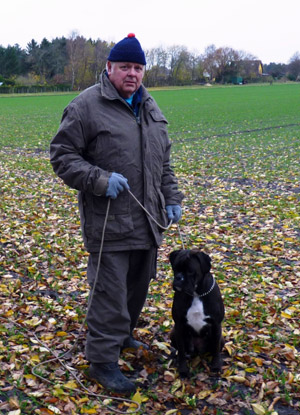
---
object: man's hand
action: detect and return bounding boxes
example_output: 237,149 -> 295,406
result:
166,205 -> 182,223
106,173 -> 129,199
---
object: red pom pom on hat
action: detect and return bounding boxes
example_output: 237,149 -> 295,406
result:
127,33 -> 135,38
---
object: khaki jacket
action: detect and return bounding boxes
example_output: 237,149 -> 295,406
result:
50,72 -> 183,252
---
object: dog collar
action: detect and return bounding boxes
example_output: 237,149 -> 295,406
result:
196,276 -> 216,298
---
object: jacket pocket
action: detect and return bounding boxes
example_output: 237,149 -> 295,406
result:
148,108 -> 168,124
81,191 -> 134,241
86,211 -> 134,241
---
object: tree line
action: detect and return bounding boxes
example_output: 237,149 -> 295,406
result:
1,33 -> 300,92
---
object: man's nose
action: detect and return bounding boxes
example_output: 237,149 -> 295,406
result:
127,67 -> 136,76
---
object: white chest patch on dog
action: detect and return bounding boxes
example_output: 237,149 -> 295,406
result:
186,296 -> 210,333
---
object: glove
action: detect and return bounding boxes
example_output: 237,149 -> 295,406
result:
166,205 -> 182,224
106,172 -> 129,199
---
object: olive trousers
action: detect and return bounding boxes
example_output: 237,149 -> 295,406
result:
85,248 -> 157,363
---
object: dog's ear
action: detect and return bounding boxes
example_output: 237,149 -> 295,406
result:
169,250 -> 181,267
194,251 -> 211,274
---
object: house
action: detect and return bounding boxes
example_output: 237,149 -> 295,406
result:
232,60 -> 263,83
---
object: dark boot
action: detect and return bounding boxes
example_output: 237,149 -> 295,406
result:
89,362 -> 136,395
122,336 -> 149,351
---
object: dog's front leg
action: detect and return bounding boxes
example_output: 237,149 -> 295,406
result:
173,324 -> 190,377
209,325 -> 223,373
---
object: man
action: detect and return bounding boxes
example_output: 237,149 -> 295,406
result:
50,34 -> 183,394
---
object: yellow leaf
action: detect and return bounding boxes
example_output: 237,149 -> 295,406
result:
41,333 -> 55,341
30,355 -> 40,363
287,372 -> 294,384
261,245 -> 272,253
224,342 -> 233,356
228,375 -> 247,383
24,317 -> 42,327
252,403 -> 266,415
153,340 -> 171,354
165,410 -> 178,415
80,409 -> 97,414
63,380 -> 78,389
254,358 -> 264,367
284,307 -> 297,315
131,390 -> 143,405
48,405 -> 61,414
77,397 -> 89,404
53,387 -> 67,397
170,378 -> 181,393
131,390 -> 148,404
245,368 -> 257,373
281,312 -> 292,319
56,331 -> 68,337
24,374 -> 37,380
198,390 -> 212,399
137,328 -> 150,334
0,284 -> 10,294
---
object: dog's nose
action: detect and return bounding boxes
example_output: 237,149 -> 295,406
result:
175,273 -> 185,283
173,273 -> 185,291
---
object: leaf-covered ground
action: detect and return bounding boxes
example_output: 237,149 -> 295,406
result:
0,85 -> 300,415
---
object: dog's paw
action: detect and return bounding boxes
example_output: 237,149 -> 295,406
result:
210,358 -> 222,374
179,369 -> 190,378
178,362 -> 190,378
210,365 -> 222,374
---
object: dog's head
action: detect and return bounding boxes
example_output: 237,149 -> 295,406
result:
169,249 -> 211,296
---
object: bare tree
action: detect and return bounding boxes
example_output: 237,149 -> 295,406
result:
288,52 -> 300,80
167,45 -> 193,85
202,44 -> 217,81
145,47 -> 170,86
65,31 -> 83,89
93,39 -> 110,83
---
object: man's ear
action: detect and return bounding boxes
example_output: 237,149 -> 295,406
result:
194,251 -> 211,275
169,250 -> 180,267
106,60 -> 112,76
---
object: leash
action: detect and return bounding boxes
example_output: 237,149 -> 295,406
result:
0,315 -> 137,414
176,222 -> 185,249
31,197 -> 139,414
1,192 -> 184,414
128,189 -> 185,248
128,189 -> 173,230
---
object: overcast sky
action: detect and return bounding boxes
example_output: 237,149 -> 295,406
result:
1,0 -> 299,64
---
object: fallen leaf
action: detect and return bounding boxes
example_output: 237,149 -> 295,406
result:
252,403 -> 266,415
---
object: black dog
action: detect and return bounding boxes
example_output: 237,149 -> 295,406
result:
170,249 -> 225,377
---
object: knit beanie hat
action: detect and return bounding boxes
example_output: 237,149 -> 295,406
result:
107,33 -> 146,65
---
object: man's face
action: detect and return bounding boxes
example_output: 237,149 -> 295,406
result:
107,61 -> 144,98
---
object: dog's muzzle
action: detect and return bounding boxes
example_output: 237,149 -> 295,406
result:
173,272 -> 185,292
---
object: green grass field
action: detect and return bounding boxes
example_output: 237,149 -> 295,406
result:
0,84 -> 299,415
